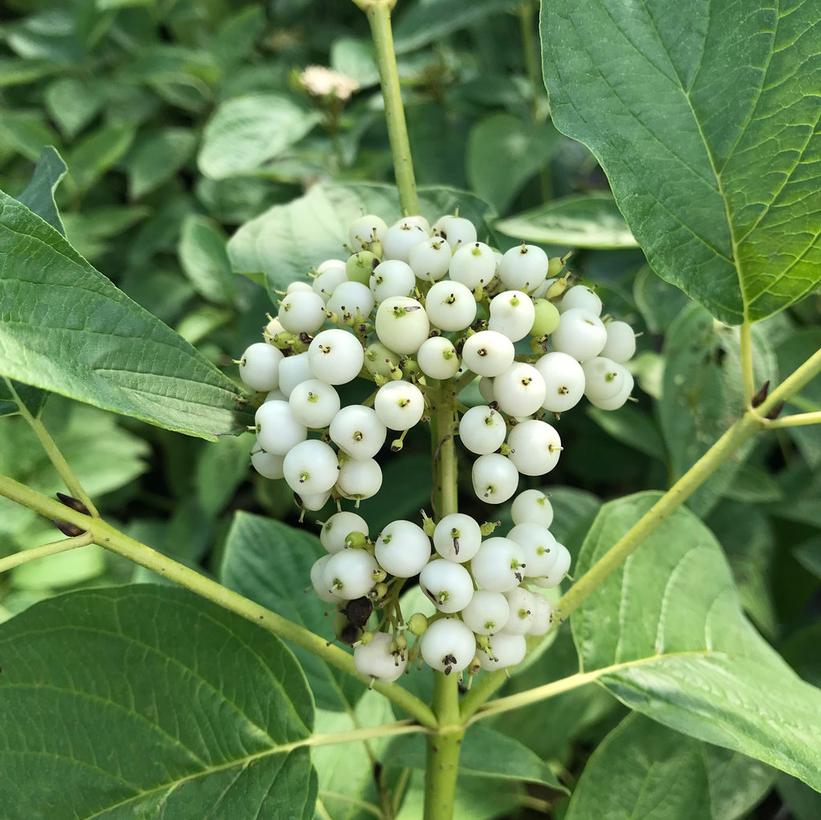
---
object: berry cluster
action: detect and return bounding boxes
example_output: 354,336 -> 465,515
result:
237,210 -> 637,680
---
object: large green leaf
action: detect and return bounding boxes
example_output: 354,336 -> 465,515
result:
178,214 -> 235,305
220,511 -> 364,712
198,94 -> 320,180
496,193 -> 638,249
0,190 -> 241,439
567,714 -> 772,820
466,114 -> 559,214
17,146 -> 67,234
388,724 -> 566,792
659,304 -> 775,515
541,0 -> 821,323
0,586 -> 317,819
228,182 -> 495,295
572,492 -> 821,789
128,127 -> 197,198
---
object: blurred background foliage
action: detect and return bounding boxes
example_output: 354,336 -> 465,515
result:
0,0 -> 818,817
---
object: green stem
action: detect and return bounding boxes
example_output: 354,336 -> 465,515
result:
739,320 -> 755,405
357,0 -> 420,214
756,346 -> 821,417
0,474 -> 437,730
0,532 -> 92,575
765,411 -> 821,429
5,377 -> 99,517
425,382 -> 463,820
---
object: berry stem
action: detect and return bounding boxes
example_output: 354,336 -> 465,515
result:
4,377 -> 99,518
0,472 -> 438,730
0,532 -> 92,575
425,381 -> 464,820
356,0 -> 420,214
739,319 -> 755,405
763,410 -> 821,429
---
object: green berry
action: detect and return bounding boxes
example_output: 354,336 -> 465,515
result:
347,251 -> 379,284
531,299 -> 561,337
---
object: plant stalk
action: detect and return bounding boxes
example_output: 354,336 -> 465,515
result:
0,533 -> 92,575
4,377 -> 99,517
739,320 -> 755,405
765,411 -> 821,429
0,473 -> 437,730
360,0 -> 420,214
425,382 -> 463,820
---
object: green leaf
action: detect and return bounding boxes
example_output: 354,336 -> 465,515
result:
198,94 -> 320,180
659,305 -> 774,516
0,190 -> 241,439
44,77 -> 105,139
388,724 -> 567,792
394,0 -> 515,53
62,205 -> 150,260
220,511 -> 364,711
0,586 -> 317,818
567,715 -> 772,820
128,127 -> 197,198
194,433 -> 252,516
793,535 -> 821,580
633,266 -> 689,335
178,214 -> 235,305
572,491 -> 821,789
66,123 -> 135,192
331,37 -> 379,88
496,193 -> 638,249
466,114 -> 559,214
16,146 -> 67,235
587,404 -> 666,461
541,0 -> 821,323
0,57 -> 62,87
0,110 -> 60,161
228,182 -> 495,295
0,400 -> 149,546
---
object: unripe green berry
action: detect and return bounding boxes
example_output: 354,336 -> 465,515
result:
547,257 -> 564,277
345,530 -> 369,549
531,299 -> 561,336
365,342 -> 402,377
408,612 -> 429,635
347,251 -> 379,284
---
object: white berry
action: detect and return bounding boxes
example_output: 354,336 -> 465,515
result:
327,281 -> 375,322
239,342 -> 283,392
435,215 -> 477,249
535,351 -> 586,413
462,330 -> 515,377
560,284 -> 602,316
493,362 -> 546,417
278,290 -> 326,334
256,400 -> 307,455
507,420 -> 561,476
417,336 -> 460,380
329,405 -> 387,459
321,511 -> 369,553
511,489 -> 553,528
298,490 -> 331,511
374,380 -> 425,430
461,590 -> 510,635
587,369 -> 633,410
472,453 -> 519,504
537,542 -> 571,587
408,236 -> 452,281
502,587 -> 537,634
528,595 -> 553,635
370,259 -> 416,302
419,560 -> 474,613
582,357 -> 627,403
251,446 -> 284,479
311,555 -> 341,603
480,632 -> 526,670
375,520 -> 431,578
499,244 -> 548,292
283,439 -> 339,495
322,549 -> 378,600
433,512 -> 482,563
471,537 -> 526,592
419,618 -> 476,675
375,296 -> 430,354
354,632 -> 406,682
278,352 -> 313,397
348,214 -> 388,252
458,406 -> 507,455
551,307 -> 607,362
424,281 -> 477,331
507,523 -> 558,577
602,320 -> 636,362
488,290 -> 535,342
383,219 -> 428,261
314,266 -> 348,301
336,458 -> 383,500
289,379 -> 341,428
308,329 -> 365,385
448,242 -> 496,289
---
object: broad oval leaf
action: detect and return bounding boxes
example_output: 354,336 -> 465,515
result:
17,145 -> 67,234
220,511 -> 364,712
496,193 -> 638,249
198,94 -> 320,180
228,182 -> 495,295
567,714 -> 773,820
0,586 -> 317,819
0,191 -> 241,439
541,0 -> 821,323
572,492 -> 821,790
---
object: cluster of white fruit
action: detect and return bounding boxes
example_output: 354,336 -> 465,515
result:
237,210 -> 637,680
238,211 -> 637,511
310,489 -> 568,681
